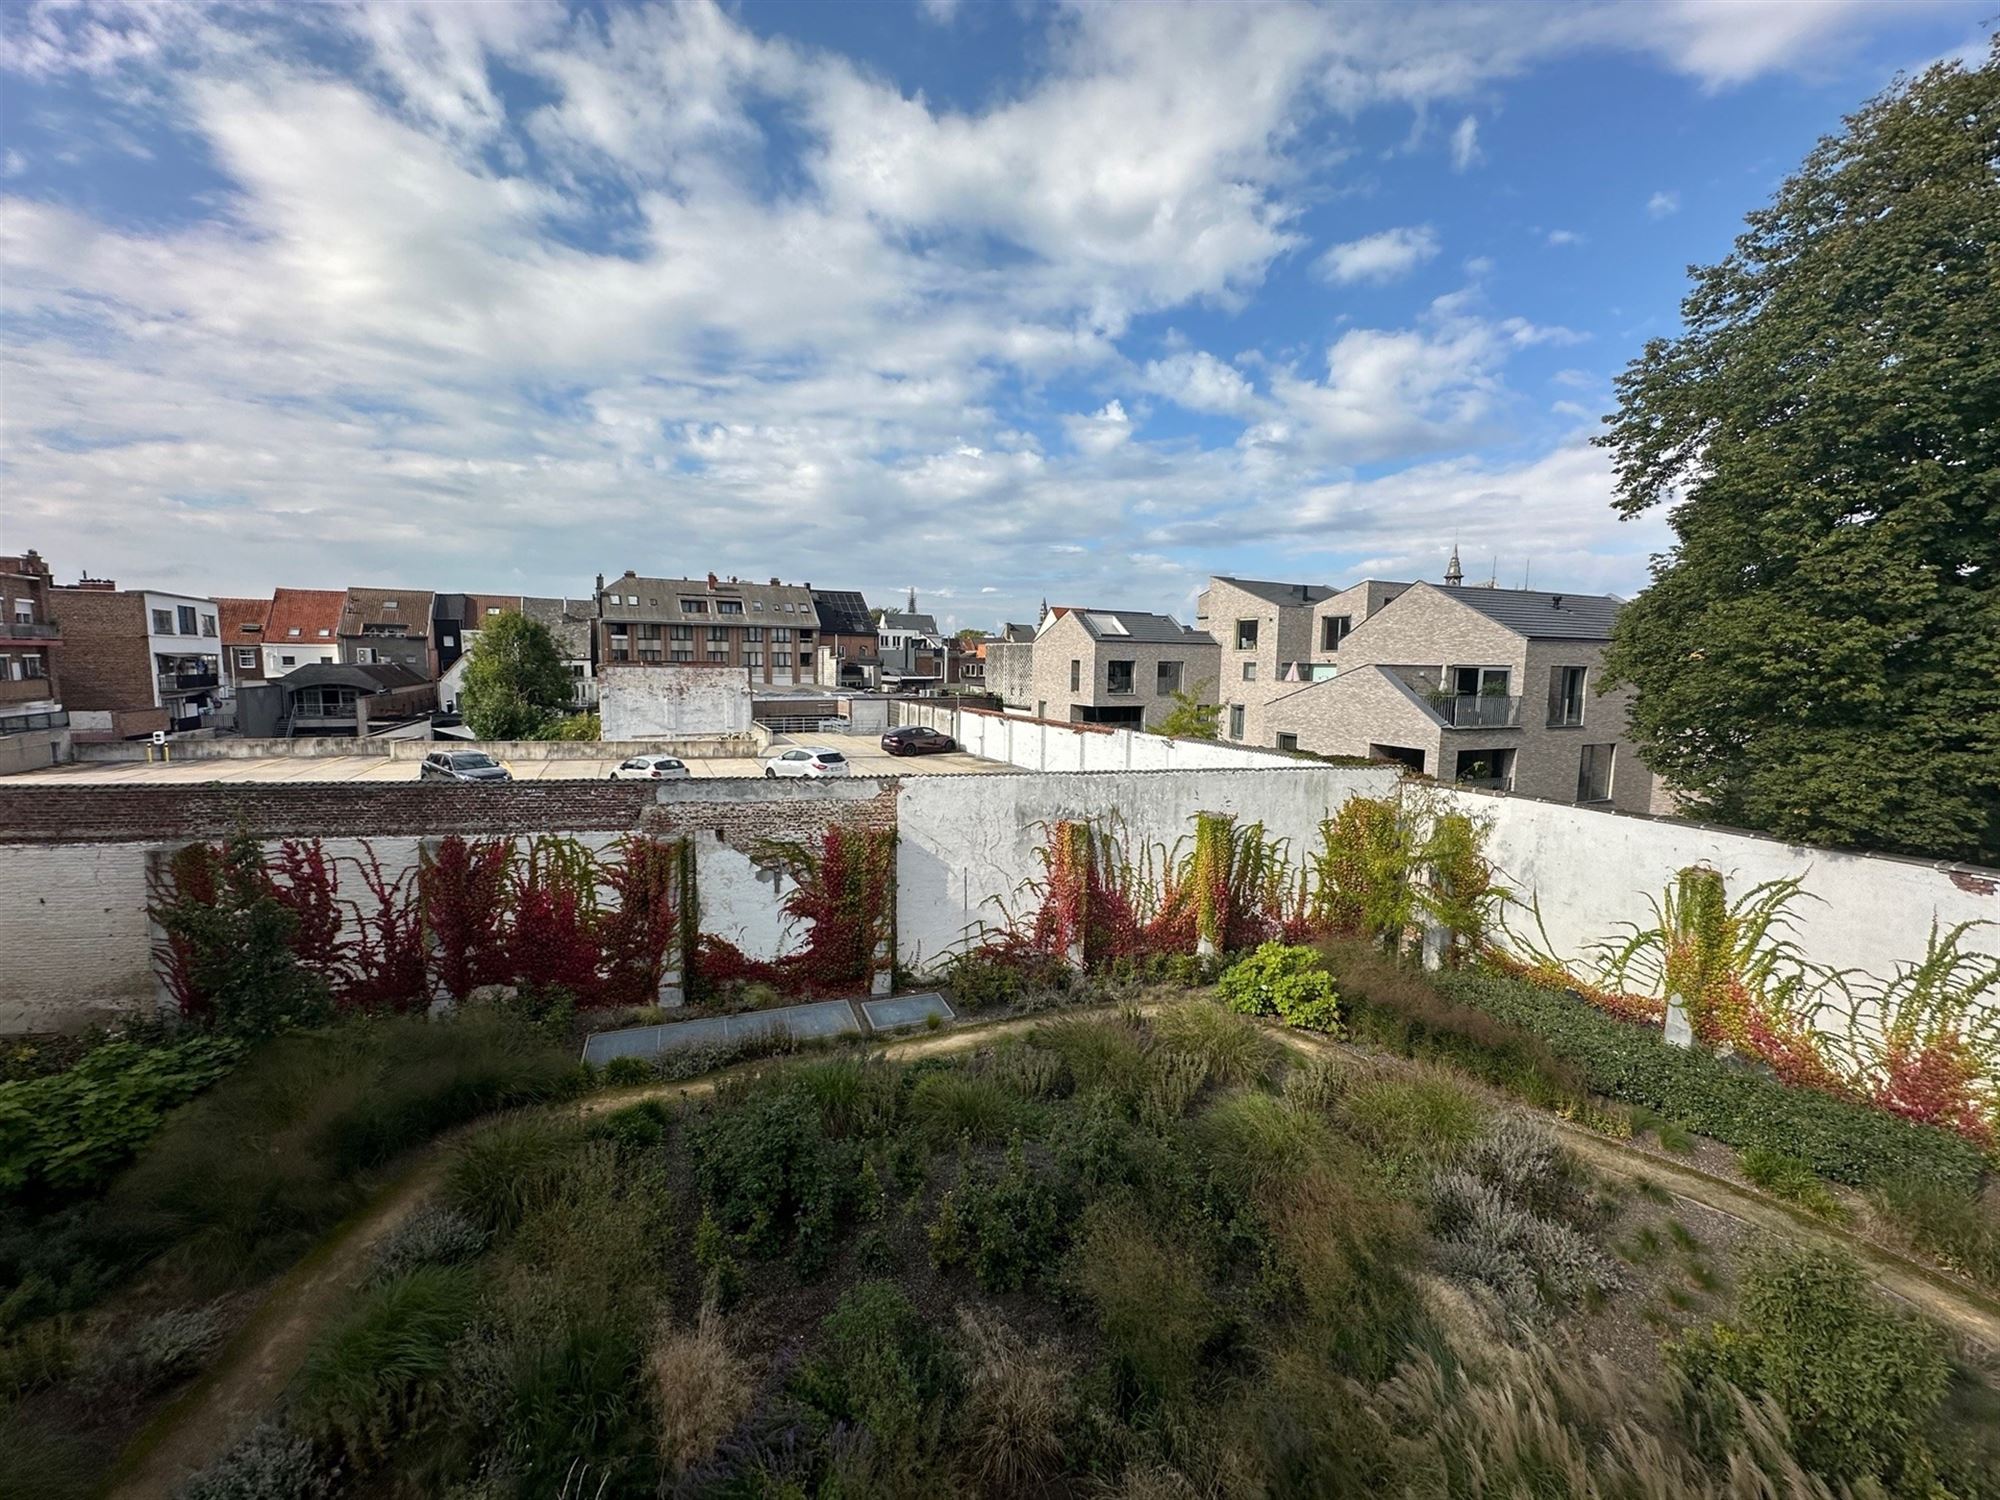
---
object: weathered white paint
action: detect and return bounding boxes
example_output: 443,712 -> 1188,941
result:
894,702 -> 1316,774
1455,789 -> 2000,986
894,766 -> 1402,968
599,665 -> 753,740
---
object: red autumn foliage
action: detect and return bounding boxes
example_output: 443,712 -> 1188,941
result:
267,839 -> 344,980
147,840 -> 225,1022
341,843 -> 428,1014
1873,1037 -> 1993,1147
420,836 -> 514,1000
598,836 -> 683,1009
691,827 -> 896,999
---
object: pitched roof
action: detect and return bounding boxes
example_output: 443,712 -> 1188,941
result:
214,596 -> 270,639
341,587 -> 434,634
811,589 -> 875,636
598,574 -> 816,620
520,596 -> 593,657
264,587 -> 345,642
1058,608 -> 1215,646
1211,576 -> 1336,607
879,610 -> 939,635
1432,583 -> 1622,640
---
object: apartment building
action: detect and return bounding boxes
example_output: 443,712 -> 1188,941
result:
47,577 -> 222,738
339,587 -> 435,678
1022,607 -> 1220,725
596,571 -> 820,688
1263,578 -> 1655,812
260,588 -> 345,678
214,598 -> 271,697
0,550 -> 67,770
811,589 -> 879,689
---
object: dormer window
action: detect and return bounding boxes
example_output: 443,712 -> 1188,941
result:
288,627 -> 302,637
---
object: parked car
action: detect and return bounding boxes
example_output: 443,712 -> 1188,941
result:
881,725 -> 956,756
764,746 -> 852,779
420,750 -> 513,783
608,754 -> 690,781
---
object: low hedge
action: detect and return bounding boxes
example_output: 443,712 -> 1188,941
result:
1433,970 -> 1986,1191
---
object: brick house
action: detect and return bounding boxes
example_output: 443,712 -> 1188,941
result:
1020,607 -> 1220,726
1262,578 -> 1656,812
596,571 -> 822,689
810,589 -> 879,690
878,594 -> 946,691
47,578 -> 222,739
339,587 -> 436,678
0,550 -> 67,770
214,597 -> 272,697
260,588 -> 346,678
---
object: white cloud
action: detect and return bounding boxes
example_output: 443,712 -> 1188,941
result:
1646,189 -> 1680,217
1448,113 -> 1481,171
918,0 -> 962,23
1065,400 -> 1134,455
1140,351 -> 1262,417
1546,228 -> 1584,246
1315,224 -> 1440,285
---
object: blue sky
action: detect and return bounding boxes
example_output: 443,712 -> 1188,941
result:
2,1 -> 1990,634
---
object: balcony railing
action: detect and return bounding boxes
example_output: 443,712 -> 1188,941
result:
2,621 -> 60,640
1428,692 -> 1522,728
0,708 -> 68,735
159,669 -> 220,692
1276,661 -> 1338,684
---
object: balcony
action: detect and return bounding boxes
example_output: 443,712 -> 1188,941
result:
0,707 -> 67,735
2,621 -> 60,641
0,677 -> 58,706
1276,661 -> 1338,685
1427,692 -> 1523,728
159,668 -> 220,693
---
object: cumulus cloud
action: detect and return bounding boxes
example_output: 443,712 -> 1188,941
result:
1314,225 -> 1440,285
2,0 -> 1929,622
1546,228 -> 1584,246
1646,188 -> 1680,217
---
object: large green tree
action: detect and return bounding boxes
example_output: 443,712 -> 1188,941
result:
1601,42 -> 2000,863
458,611 -> 576,741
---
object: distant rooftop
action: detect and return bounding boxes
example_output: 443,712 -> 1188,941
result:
1211,576 -> 1337,607
1438,584 -> 1623,640
1054,607 -> 1214,645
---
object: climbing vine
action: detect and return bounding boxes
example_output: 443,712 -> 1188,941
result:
696,826 -> 897,997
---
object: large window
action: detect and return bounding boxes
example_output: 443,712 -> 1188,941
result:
177,605 -> 198,635
708,625 -> 729,643
1241,661 -> 1257,681
680,598 -> 709,614
1234,618 -> 1258,650
1106,660 -> 1135,695
1156,660 -> 1183,694
1321,615 -> 1352,651
152,608 -> 173,633
717,600 -> 745,615
1549,665 -> 1587,727
1577,743 -> 1615,802
670,624 -> 693,640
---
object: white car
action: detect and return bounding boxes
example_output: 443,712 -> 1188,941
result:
764,746 -> 852,779
608,754 -> 690,781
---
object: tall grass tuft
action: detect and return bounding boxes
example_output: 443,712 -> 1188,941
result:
1149,1000 -> 1274,1085
651,1308 -> 751,1472
954,1311 -> 1074,1497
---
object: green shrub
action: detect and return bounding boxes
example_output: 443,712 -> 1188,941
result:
690,1084 -> 855,1274
1219,944 -> 1342,1033
600,1055 -> 653,1086
295,1265 -> 480,1463
1668,1244 -> 1951,1489
910,1071 -> 1021,1146
1428,1170 -> 1621,1317
369,1204 -> 491,1281
1739,1147 -> 1844,1220
693,1207 -> 742,1309
787,1057 -> 904,1138
0,1034 -> 244,1200
1337,1071 -> 1485,1182
1149,1001 -> 1274,1084
1870,1177 -> 2000,1292
497,1314 -> 645,1492
1028,1016 -> 1152,1102
1071,1205 -> 1218,1402
1436,970 -> 1986,1189
928,1134 -> 1063,1292
585,1098 -> 671,1157
444,1117 -> 584,1235
794,1281 -> 959,1461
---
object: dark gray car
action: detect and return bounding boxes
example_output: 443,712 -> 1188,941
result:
420,750 -> 513,783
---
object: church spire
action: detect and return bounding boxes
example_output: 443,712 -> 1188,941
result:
907,585 -> 917,614
1444,544 -> 1463,587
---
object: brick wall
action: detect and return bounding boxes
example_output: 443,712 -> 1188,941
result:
0,779 -> 900,848
45,588 -> 153,720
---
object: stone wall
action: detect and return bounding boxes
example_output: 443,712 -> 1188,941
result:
598,664 -> 754,739
892,702 -> 1317,773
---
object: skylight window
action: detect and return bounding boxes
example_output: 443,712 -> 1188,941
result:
1083,612 -> 1129,635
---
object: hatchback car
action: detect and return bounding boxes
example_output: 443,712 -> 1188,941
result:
880,725 -> 956,756
608,754 -> 690,781
419,750 -> 513,783
764,746 -> 852,779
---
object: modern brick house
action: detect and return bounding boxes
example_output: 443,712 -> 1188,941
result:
878,593 -> 946,690
46,578 -> 222,739
339,587 -> 436,678
597,572 -> 821,689
810,589 -> 879,690
0,550 -> 67,770
1020,607 -> 1220,726
1262,578 -> 1656,812
259,588 -> 345,678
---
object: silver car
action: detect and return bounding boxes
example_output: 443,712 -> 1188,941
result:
763,746 -> 853,779
608,754 -> 691,781
419,750 -> 513,783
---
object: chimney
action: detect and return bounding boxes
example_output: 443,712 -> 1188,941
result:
770,576 -> 780,586
594,572 -> 604,595
1551,595 -> 1564,610
622,569 -> 635,578
707,572 -> 718,590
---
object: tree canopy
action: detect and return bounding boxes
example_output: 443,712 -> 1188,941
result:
1151,684 -> 1222,740
458,611 -> 577,741
1600,42 -> 2000,864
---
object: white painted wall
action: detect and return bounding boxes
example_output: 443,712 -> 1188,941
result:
599,665 -> 753,739
1456,790 -> 2000,985
894,702 -> 1318,773
894,766 -> 1402,968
